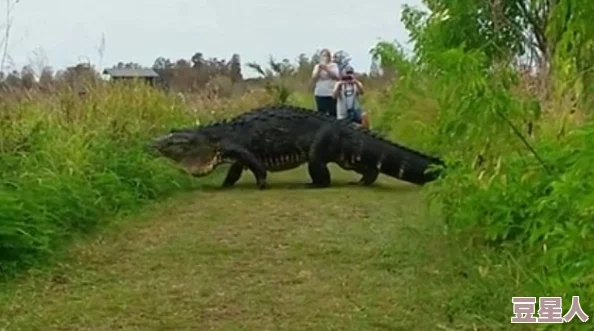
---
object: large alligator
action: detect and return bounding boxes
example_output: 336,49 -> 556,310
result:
148,105 -> 445,189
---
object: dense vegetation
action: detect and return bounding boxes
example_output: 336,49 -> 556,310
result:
0,84 -> 197,274
1,0 -> 593,328
370,0 -> 594,326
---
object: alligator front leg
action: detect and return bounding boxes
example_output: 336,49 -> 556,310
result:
222,162 -> 244,188
220,143 -> 268,189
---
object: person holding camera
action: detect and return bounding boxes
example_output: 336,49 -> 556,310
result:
333,65 -> 369,128
312,48 -> 340,117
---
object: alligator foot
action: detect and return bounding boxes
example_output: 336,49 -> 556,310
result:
355,168 -> 379,186
307,162 -> 331,188
304,183 -> 329,189
348,178 -> 375,186
221,162 -> 244,188
220,181 -> 235,189
256,179 -> 269,190
347,181 -> 372,186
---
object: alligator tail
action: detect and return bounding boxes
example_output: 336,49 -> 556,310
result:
354,130 -> 444,185
375,142 -> 444,185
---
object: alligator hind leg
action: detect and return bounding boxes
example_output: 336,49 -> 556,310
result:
354,166 -> 380,186
306,124 -> 340,188
307,162 -> 331,188
347,165 -> 379,186
221,162 -> 244,188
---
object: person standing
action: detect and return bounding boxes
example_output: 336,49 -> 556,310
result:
312,48 -> 340,117
333,65 -> 370,129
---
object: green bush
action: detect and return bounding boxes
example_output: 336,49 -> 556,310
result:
0,82 -> 202,275
370,1 -> 594,325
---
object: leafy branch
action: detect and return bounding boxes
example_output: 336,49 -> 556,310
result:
246,56 -> 295,103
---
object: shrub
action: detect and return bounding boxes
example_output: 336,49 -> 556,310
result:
0,82 -> 204,275
372,14 -> 594,325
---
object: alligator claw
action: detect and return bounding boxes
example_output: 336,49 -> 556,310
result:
256,180 -> 268,190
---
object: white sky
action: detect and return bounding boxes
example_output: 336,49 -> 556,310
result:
2,0 -> 425,77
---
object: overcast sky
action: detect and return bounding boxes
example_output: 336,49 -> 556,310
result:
3,0 -> 425,77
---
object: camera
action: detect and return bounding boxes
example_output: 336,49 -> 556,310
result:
341,74 -> 353,81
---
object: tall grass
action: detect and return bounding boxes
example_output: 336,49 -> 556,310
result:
0,67 -> 385,277
0,69 -> 394,277
0,81 -> 239,276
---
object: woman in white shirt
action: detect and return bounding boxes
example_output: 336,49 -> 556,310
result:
311,48 -> 340,117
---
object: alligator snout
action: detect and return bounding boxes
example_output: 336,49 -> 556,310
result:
145,135 -> 167,156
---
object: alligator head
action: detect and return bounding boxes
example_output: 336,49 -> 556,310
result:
148,129 -> 223,177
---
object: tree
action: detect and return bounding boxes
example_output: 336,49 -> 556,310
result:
247,56 -> 295,78
55,63 -> 100,88
247,56 -> 295,103
4,70 -> 20,87
228,53 -> 242,83
399,0 -> 594,106
400,1 -> 551,68
369,58 -> 382,77
332,50 -> 352,73
175,59 -> 191,69
38,66 -> 54,89
152,57 -> 173,70
295,52 -> 315,81
20,65 -> 35,89
190,52 -> 204,69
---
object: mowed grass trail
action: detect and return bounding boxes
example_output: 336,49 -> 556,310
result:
0,165 -> 524,331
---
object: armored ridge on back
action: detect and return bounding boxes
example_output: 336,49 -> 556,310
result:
148,105 -> 445,189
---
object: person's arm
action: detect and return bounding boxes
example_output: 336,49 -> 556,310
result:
332,81 -> 342,98
312,64 -> 321,80
354,79 -> 364,95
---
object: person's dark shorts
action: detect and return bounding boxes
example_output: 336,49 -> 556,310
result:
347,108 -> 363,124
315,96 -> 337,118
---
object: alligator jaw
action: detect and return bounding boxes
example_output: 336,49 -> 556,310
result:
182,152 -> 224,177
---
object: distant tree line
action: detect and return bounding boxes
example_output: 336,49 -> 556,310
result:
0,49 -> 387,94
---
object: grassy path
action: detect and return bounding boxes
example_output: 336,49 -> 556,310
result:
0,165 -> 520,330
